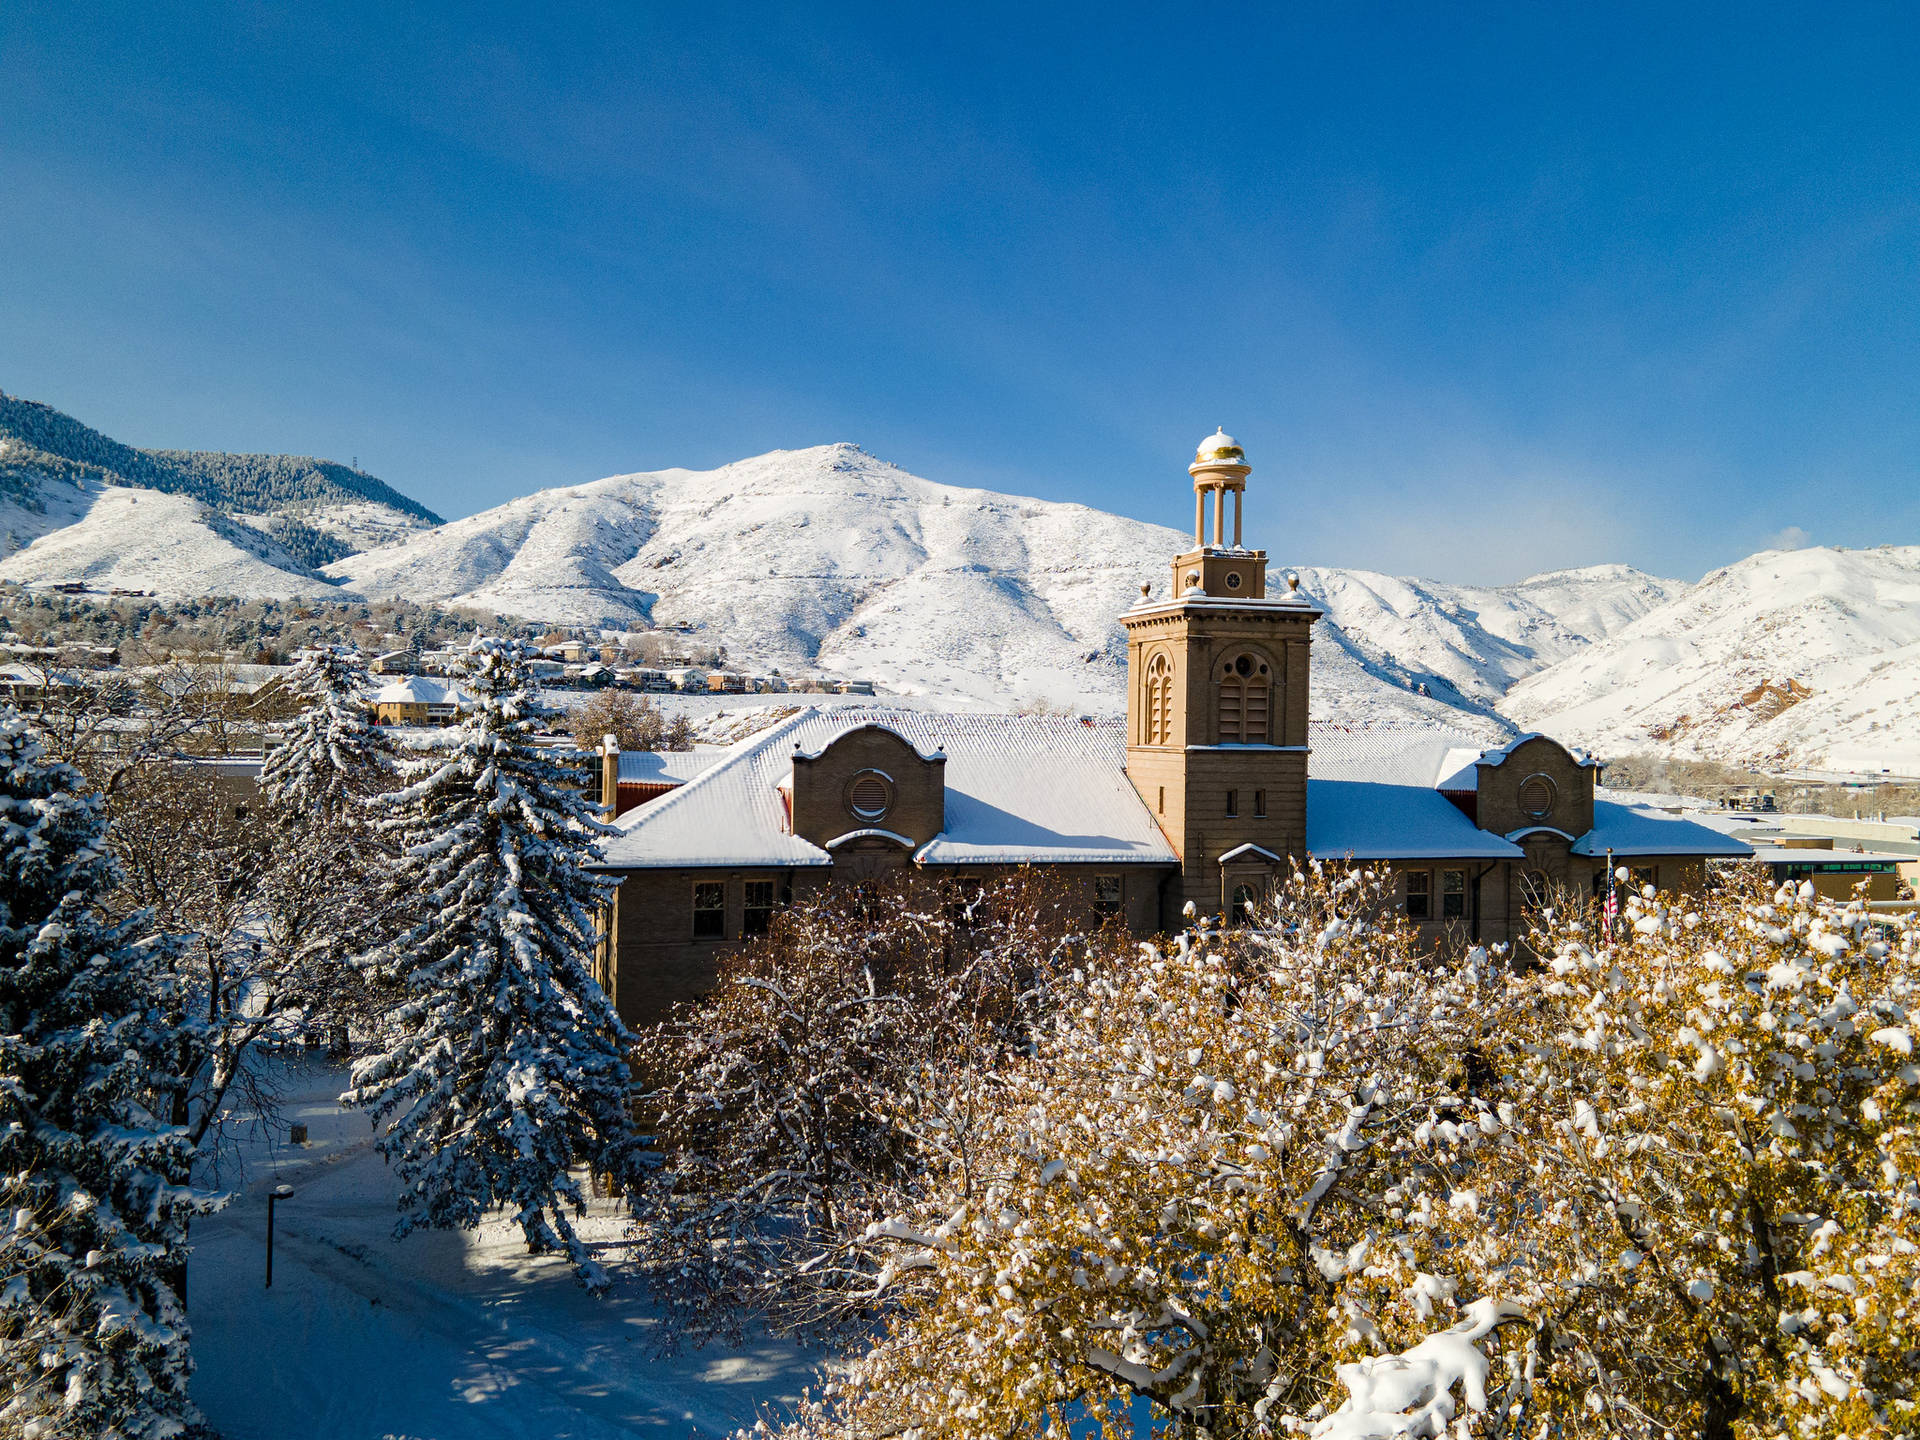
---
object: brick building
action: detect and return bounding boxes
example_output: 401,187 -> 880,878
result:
589,431 -> 1747,1025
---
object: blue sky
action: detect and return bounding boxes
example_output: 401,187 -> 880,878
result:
2,3 -> 1916,583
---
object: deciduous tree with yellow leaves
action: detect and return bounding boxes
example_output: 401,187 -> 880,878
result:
747,867 -> 1918,1440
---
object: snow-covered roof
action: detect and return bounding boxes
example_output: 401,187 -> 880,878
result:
1307,727 -> 1495,788
1569,801 -> 1754,859
615,747 -> 729,785
1196,427 -> 1241,459
371,676 -> 476,708
1433,747 -> 1486,792
1307,780 -> 1525,861
597,707 -> 1179,871
1476,732 -> 1601,770
1218,842 -> 1286,865
1744,845 -> 1911,866
0,662 -> 83,687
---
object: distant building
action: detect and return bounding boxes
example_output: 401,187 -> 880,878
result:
1691,809 -> 1919,900
586,430 -> 1749,1025
370,650 -> 417,674
0,662 -> 83,700
370,676 -> 477,726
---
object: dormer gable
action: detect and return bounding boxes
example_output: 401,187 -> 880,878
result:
788,722 -> 947,850
1472,732 -> 1599,841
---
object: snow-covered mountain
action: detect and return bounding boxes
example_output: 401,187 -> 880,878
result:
6,395 -> 1911,774
1501,545 -> 1920,775
321,443 -> 1674,737
0,479 -> 347,599
0,390 -> 439,571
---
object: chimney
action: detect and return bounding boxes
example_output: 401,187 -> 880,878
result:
600,734 -> 620,821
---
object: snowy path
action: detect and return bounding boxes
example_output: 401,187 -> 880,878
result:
188,1060 -> 814,1440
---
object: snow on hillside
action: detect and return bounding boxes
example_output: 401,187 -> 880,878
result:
1295,562 -> 1684,711
32,430 -> 1918,774
231,499 -> 438,555
1501,546 -> 1920,775
0,475 -> 343,600
327,444 -> 1669,735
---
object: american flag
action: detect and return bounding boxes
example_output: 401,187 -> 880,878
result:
1603,886 -> 1618,934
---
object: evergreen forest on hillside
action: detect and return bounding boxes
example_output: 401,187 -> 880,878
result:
0,389 -> 442,524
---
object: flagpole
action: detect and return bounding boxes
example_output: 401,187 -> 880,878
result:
1604,846 -> 1616,943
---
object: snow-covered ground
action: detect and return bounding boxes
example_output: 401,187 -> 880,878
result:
189,1059 -> 814,1440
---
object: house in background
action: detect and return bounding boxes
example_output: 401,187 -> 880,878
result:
370,675 -> 477,726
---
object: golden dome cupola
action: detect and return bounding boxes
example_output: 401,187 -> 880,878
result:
1188,427 -> 1252,549
1191,427 -> 1247,470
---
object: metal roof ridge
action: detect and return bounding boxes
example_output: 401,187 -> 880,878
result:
614,706 -> 823,833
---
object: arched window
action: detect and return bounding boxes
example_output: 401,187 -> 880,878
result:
1217,654 -> 1271,743
1144,654 -> 1173,745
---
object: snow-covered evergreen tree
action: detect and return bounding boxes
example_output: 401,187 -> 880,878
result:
259,643 -> 384,825
247,642 -> 393,1065
0,706 -> 220,1439
343,638 -> 641,1289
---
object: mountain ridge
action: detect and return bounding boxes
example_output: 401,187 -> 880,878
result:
0,392 -> 1909,774
319,442 -> 1678,738
0,390 -> 440,564
1500,543 -> 1920,775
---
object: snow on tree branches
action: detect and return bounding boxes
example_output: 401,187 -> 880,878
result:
0,706 -> 222,1439
789,864 -> 1506,1439
259,643 -> 386,825
343,637 -> 642,1290
630,871 -> 1105,1348
745,867 -> 1920,1440
1429,877 -> 1920,1439
255,642 -> 393,1054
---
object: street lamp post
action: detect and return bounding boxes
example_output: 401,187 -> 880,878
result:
265,1184 -> 294,1288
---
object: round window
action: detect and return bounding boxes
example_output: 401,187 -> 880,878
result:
1225,571 -> 1243,590
847,770 -> 894,822
1234,654 -> 1253,677
1518,774 -> 1556,821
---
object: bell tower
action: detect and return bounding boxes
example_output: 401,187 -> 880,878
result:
1122,429 -> 1321,926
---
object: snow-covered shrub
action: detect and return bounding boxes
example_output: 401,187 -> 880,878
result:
345,637 -> 643,1290
751,869 -> 1920,1440
762,863 -> 1517,1437
1420,876 -> 1920,1439
630,870 -> 1110,1347
0,707 -> 221,1438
